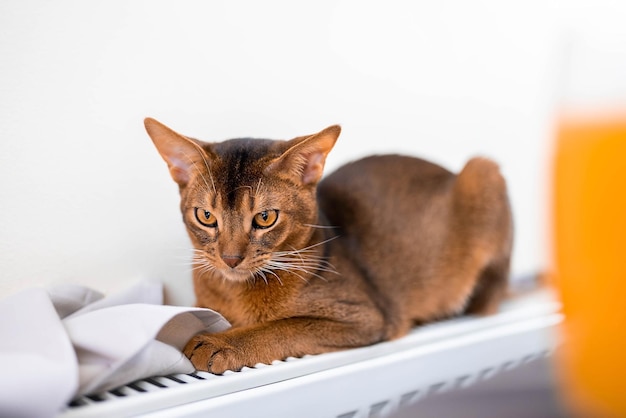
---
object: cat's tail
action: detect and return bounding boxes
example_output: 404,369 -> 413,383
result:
452,156 -> 513,247
452,157 -> 515,315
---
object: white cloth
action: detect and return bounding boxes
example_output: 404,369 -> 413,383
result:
0,280 -> 230,418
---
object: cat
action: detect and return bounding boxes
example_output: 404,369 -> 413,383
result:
144,117 -> 513,374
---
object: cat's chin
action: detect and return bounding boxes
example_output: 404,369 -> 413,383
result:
216,268 -> 256,283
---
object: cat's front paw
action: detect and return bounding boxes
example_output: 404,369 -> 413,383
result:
183,334 -> 246,374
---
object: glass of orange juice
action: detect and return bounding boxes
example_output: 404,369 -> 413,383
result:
552,35 -> 626,417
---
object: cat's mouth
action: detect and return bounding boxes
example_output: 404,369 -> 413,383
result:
193,248 -> 335,284
192,250 -> 275,283
218,266 -> 256,282
218,260 -> 293,285
190,251 -> 232,282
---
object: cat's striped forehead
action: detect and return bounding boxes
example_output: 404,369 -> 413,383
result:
208,137 -> 286,208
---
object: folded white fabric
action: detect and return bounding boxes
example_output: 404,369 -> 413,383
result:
0,287 -> 78,418
0,280 -> 230,418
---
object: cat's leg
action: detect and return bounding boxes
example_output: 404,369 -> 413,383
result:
183,316 -> 385,374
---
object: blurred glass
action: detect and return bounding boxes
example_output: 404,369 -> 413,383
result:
552,34 -> 626,417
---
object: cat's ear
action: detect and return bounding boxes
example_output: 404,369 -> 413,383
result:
144,117 -> 212,187
266,125 -> 340,185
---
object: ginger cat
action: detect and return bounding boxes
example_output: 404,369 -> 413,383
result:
144,118 -> 513,374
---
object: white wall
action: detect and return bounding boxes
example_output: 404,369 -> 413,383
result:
1,0 -> 623,305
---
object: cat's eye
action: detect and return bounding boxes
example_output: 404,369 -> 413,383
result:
253,210 -> 279,229
194,208 -> 218,227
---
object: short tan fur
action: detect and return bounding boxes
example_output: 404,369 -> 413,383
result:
144,118 -> 513,374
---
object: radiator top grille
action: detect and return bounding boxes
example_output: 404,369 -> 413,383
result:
60,289 -> 562,418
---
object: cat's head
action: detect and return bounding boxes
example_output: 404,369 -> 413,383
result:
144,118 -> 340,283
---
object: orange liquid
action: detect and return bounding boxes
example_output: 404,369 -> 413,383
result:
553,112 -> 626,417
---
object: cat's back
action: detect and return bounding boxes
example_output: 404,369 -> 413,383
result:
318,154 -> 455,226
327,153 -> 450,180
326,153 -> 451,183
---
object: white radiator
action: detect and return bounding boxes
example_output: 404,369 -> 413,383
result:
59,289 -> 561,418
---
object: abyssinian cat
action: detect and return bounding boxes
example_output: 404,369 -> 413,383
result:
144,118 -> 513,374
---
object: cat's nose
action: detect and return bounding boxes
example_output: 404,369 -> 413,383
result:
221,254 -> 243,269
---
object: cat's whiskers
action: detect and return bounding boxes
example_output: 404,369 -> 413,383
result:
169,248 -> 203,268
191,261 -> 214,276
250,269 -> 268,285
190,248 -> 218,277
194,162 -> 215,196
173,139 -> 217,195
284,245 -> 334,268
262,261 -> 309,283
302,223 -> 338,229
302,235 -> 339,249
267,258 -> 337,281
231,185 -> 253,196
254,178 -> 263,199
187,141 -> 217,194
176,146 -> 215,196
256,236 -> 341,284
270,255 -> 336,271
255,266 -> 281,285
